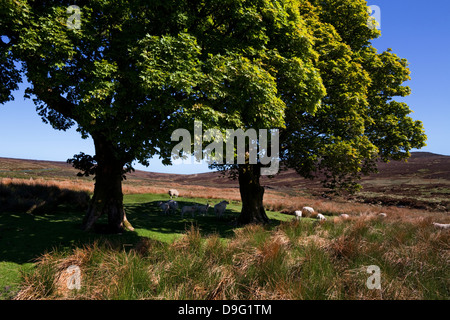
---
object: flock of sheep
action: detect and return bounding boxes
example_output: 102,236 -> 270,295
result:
294,206 -> 361,222
158,189 -> 450,230
157,189 -> 229,219
295,206 -> 450,230
296,207 -> 389,221
295,206 -> 327,221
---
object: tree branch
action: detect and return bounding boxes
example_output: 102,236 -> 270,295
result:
33,86 -> 78,121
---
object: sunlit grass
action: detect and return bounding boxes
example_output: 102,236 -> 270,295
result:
1,182 -> 449,300
16,216 -> 450,300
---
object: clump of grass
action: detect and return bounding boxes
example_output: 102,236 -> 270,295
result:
15,217 -> 450,300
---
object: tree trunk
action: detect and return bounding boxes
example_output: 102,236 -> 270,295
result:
81,135 -> 134,233
237,164 -> 269,225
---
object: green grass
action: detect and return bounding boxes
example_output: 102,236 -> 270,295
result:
16,216 -> 449,300
2,190 -> 449,300
0,191 -> 293,299
124,193 -> 292,243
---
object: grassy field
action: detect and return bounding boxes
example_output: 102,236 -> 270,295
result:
0,188 -> 290,299
1,181 -> 448,300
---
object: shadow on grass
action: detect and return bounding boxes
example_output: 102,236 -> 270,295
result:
0,198 -> 238,266
125,200 -> 240,240
0,182 -> 89,214
0,200 -> 239,266
0,185 -> 281,266
0,207 -> 142,265
0,182 -> 143,265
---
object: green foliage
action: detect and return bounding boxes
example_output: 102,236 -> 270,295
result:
1,0 -> 426,195
281,0 -> 427,193
2,0 -> 324,170
0,44 -> 20,104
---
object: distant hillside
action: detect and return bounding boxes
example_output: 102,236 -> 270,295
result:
2,152 -> 450,185
158,152 -> 450,190
1,152 -> 449,211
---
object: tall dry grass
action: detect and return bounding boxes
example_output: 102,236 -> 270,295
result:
16,216 -> 450,300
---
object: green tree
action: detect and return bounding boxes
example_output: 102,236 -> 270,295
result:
281,0 -> 426,191
212,0 -> 426,224
1,0 -> 325,231
0,0 -> 426,230
204,0 -> 327,224
2,0 -> 195,232
250,0 -> 426,224
0,7 -> 20,104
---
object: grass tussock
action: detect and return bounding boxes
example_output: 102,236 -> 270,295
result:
16,216 -> 450,300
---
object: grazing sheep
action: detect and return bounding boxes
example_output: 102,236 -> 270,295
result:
433,223 -> 450,230
340,214 -> 350,220
181,205 -> 198,218
378,213 -> 387,218
295,210 -> 302,220
158,201 -> 170,215
197,203 -> 210,216
317,213 -> 327,221
167,200 -> 179,213
301,206 -> 315,218
168,189 -> 179,199
214,200 -> 230,218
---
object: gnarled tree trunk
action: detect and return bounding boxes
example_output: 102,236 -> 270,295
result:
82,135 -> 134,233
237,164 -> 269,225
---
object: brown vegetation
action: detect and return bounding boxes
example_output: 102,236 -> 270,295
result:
2,152 -> 450,214
16,217 -> 450,300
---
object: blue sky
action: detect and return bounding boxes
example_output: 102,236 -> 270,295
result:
0,0 -> 449,174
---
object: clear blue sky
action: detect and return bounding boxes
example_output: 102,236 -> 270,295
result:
1,0 -> 449,174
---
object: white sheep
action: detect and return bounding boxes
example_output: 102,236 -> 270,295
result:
433,222 -> 450,230
301,206 -> 315,218
294,210 -> 302,220
317,213 -> 327,221
168,189 -> 179,199
339,214 -> 350,220
378,213 -> 387,218
197,203 -> 210,216
181,204 -> 198,218
214,200 -> 230,218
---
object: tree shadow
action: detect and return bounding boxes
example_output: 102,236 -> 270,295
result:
0,181 -> 89,214
0,192 -> 237,266
125,200 -> 239,239
0,206 -> 142,265
0,184 -> 277,266
0,180 -> 144,265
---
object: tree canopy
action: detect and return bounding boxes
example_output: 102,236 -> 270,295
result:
1,0 -> 426,229
207,0 -> 426,223
1,0 -> 327,230
281,0 -> 426,193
